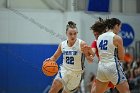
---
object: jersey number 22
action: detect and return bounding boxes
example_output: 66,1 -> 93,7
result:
66,56 -> 74,64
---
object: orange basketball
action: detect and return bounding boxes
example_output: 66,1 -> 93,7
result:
42,60 -> 58,76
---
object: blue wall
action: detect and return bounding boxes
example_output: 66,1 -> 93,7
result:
88,0 -> 110,12
0,44 -> 62,93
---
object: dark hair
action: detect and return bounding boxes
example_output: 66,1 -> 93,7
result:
104,18 -> 121,29
66,21 -> 77,31
90,17 -> 106,35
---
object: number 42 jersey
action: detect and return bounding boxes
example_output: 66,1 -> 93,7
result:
97,31 -> 117,63
61,38 -> 85,71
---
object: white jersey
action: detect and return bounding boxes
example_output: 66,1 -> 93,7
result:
96,31 -> 127,85
61,38 -> 85,71
97,31 -> 117,63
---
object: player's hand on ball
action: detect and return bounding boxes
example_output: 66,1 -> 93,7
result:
43,58 -> 52,64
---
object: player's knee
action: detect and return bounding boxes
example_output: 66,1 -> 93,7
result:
91,86 -> 96,93
122,82 -> 130,93
49,86 -> 60,93
116,81 -> 130,93
91,89 -> 96,93
125,86 -> 130,93
48,89 -> 55,93
49,79 -> 63,93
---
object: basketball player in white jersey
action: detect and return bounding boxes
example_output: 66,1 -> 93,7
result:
45,21 -> 93,93
81,19 -> 115,93
96,18 -> 130,93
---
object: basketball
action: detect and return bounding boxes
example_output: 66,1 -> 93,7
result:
42,60 -> 58,76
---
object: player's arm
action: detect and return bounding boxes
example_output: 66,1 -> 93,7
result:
91,40 -> 97,57
113,35 -> 125,61
81,41 -> 94,63
87,46 -> 95,57
91,48 -> 96,55
49,44 -> 62,62
81,42 -> 96,57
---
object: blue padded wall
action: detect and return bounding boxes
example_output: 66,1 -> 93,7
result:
0,44 -> 62,93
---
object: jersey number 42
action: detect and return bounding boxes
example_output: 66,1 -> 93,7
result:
99,40 -> 108,50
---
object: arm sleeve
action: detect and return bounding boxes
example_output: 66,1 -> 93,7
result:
91,40 -> 97,48
91,40 -> 99,58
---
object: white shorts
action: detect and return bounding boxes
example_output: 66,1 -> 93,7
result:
55,65 -> 83,93
96,61 -> 127,85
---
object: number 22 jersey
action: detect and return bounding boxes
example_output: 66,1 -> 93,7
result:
61,38 -> 85,71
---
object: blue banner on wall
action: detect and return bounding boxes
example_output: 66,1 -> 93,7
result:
119,23 -> 135,47
88,0 -> 110,12
0,44 -> 62,93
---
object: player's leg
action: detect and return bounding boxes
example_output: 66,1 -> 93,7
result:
92,83 -> 114,93
63,71 -> 82,93
95,62 -> 111,93
62,89 -> 68,93
115,62 -> 130,93
95,79 -> 109,93
91,81 -> 115,93
91,82 -> 96,93
49,79 -> 63,93
116,81 -> 130,93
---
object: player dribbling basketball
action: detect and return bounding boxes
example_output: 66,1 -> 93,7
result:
44,21 -> 93,93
